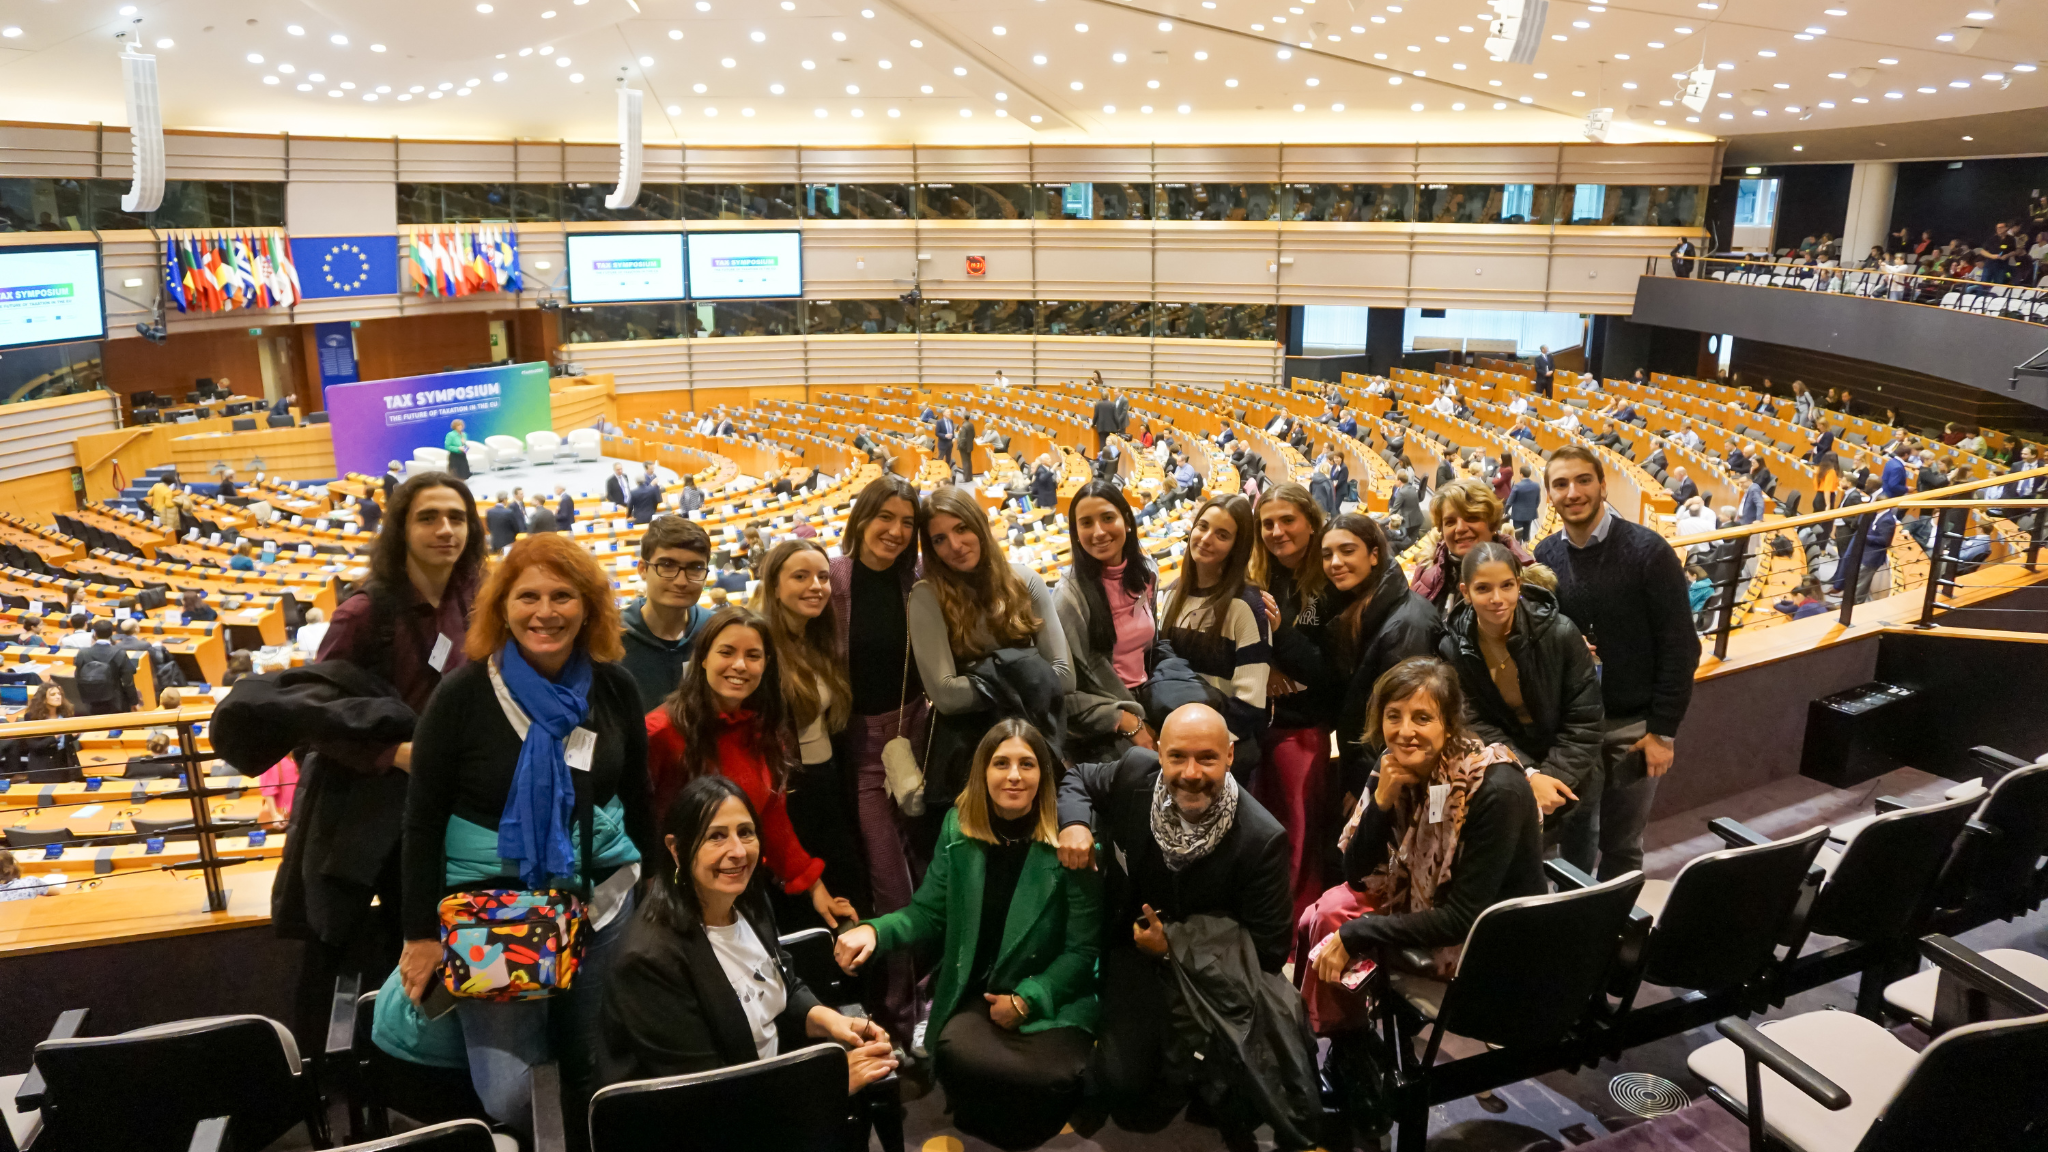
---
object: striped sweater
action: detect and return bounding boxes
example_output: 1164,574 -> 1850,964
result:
1162,583 -> 1271,739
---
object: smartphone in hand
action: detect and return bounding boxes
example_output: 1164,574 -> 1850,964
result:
421,980 -> 459,1020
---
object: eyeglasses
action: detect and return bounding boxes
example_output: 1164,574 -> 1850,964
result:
647,560 -> 709,581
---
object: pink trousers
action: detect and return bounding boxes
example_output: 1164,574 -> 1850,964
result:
1254,726 -> 1334,922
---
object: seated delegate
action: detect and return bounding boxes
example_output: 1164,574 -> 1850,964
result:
835,720 -> 1100,1151
596,775 -> 897,1096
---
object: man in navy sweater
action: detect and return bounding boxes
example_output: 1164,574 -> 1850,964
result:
1534,446 -> 1701,880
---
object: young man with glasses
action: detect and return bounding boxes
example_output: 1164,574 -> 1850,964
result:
620,514 -> 715,709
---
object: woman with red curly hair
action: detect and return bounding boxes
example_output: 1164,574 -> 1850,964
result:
394,532 -> 656,1136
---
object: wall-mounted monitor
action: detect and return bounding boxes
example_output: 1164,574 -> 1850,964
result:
0,243 -> 107,350
565,232 -> 688,305
686,230 -> 803,300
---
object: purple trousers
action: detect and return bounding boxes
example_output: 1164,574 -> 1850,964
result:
844,701 -> 932,1047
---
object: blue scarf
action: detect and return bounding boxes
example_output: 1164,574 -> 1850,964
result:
495,642 -> 593,891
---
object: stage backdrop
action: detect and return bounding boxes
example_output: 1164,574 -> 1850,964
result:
324,361 -> 551,478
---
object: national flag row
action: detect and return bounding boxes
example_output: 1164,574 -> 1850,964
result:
162,230 -> 303,314
406,224 -> 522,298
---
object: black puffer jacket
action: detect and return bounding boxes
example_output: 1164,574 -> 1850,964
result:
1437,586 -> 1604,797
1315,563 -> 1443,790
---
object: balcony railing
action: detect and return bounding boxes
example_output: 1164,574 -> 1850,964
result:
1647,253 -> 2048,328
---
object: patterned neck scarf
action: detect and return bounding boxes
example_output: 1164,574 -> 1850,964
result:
1150,768 -> 1240,872
1354,740 -> 1521,916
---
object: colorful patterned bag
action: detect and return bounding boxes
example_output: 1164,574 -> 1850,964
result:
437,794 -> 594,1002
436,888 -> 589,1001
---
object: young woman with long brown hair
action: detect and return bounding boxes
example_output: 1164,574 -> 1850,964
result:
1161,493 -> 1269,779
750,540 -> 866,919
909,485 -> 1073,801
1249,482 -> 1337,917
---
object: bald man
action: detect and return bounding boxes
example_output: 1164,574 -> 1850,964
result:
1056,703 -> 1294,1133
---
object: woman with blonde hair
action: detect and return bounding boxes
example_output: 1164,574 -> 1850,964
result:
910,486 -> 1074,810
1162,493 -> 1269,779
750,540 -> 866,918
1409,476 -> 1533,613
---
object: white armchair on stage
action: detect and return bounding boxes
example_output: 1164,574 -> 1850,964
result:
465,439 -> 496,471
566,428 -> 603,462
526,430 -> 564,465
485,435 -> 526,469
409,446 -> 449,476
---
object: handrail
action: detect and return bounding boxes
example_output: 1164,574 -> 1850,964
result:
0,704 -> 216,740
1665,464 -> 2048,550
79,426 -> 157,475
1689,253 -> 2018,295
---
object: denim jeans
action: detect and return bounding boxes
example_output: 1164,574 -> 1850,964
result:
453,886 -> 636,1133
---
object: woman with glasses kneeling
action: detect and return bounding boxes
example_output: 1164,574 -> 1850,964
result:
833,720 -> 1100,1151
596,774 -> 898,1096
1296,657 -> 1545,1036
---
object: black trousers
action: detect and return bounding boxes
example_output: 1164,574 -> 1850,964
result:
447,450 -> 470,479
783,752 -> 872,918
934,1000 -> 1094,1151
1089,946 -> 1183,1133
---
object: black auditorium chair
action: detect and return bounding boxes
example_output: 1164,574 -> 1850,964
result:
1689,936 -> 2048,1152
3,1010 -> 326,1152
1379,870 -> 1645,1152
587,1045 -> 854,1152
230,418 -> 258,432
1779,791 -> 1983,1013
1925,747 -> 2048,932
779,929 -> 905,1152
1,827 -> 71,849
308,411 -> 331,425
268,414 -> 295,428
329,987 -> 489,1143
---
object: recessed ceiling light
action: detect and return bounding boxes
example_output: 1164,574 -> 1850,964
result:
154,37 -> 174,47
749,30 -> 764,41
1032,54 -> 1046,63
330,32 -> 347,44
1851,96 -> 1867,102
1648,41 -> 1664,48
556,56 -> 570,66
953,65 -> 966,75
1962,134 -> 1973,140
667,29 -> 682,39
1070,80 -> 1083,89
1966,9 -> 1993,18
910,39 -> 922,47
475,3 -> 492,12
1278,48 -> 1292,58
370,43 -> 386,52
287,24 -> 304,35
262,75 -> 279,84
1075,23 -> 1088,31
1824,7 -> 1846,13
920,83 -> 932,92
538,45 -> 552,54
1885,90 -> 1902,97
1496,101 -> 1508,108
297,82 -> 312,90
2015,63 -> 2038,72
1674,26 -> 1693,33
311,71 -> 325,80
1983,71 -> 2005,80
1148,78 -> 1161,87
801,58 -> 815,68
992,25 -> 1005,34
1818,100 -> 1833,106
1935,32 -> 1954,41
1758,50 -> 1776,57
720,57 -> 735,67
696,1 -> 710,9
1159,20 -> 1173,30
1454,62 -> 1467,69
1226,77 -> 1238,86
1112,51 -> 1126,62
1917,85 -> 1936,92
118,4 -> 136,13
1194,50 -> 1208,59
428,90 -> 442,98
766,83 -> 779,93
831,30 -> 845,40
1572,19 -> 1589,28
245,52 -> 264,63
1622,81 -> 1638,88
1571,89 -> 1585,96
1304,76 -> 1317,86
1878,57 -> 1898,64
1614,53 -> 1628,59
1772,81 -> 1788,88
1950,79 -> 1970,87
692,82 -> 708,93
879,59 -> 891,68
1106,104 -> 1119,112
376,84 -> 391,92
666,104 -> 682,114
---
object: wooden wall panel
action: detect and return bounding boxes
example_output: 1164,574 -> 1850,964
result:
0,392 -> 120,485
102,329 -> 266,404
0,469 -> 79,524
350,312 -> 498,381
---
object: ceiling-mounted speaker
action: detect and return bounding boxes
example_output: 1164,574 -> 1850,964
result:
603,87 -> 644,210
1949,26 -> 1984,52
1582,106 -> 1612,142
120,50 -> 164,214
1484,0 -> 1548,65
1681,67 -> 1717,112
1847,66 -> 1877,87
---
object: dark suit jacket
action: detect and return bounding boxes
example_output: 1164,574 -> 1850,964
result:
526,505 -> 558,534
605,474 -> 629,507
1534,354 -> 1554,383
1090,398 -> 1121,435
359,498 -> 381,535
1672,479 -> 1700,505
485,504 -> 519,551
934,417 -> 955,447
1389,483 -> 1426,534
382,472 -> 401,501
627,482 -> 662,525
557,494 -> 576,527
1308,472 -> 1338,516
595,894 -> 825,1089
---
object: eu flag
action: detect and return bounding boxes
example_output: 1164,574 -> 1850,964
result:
290,235 -> 400,299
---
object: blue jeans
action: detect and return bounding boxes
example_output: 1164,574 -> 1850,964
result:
454,887 -> 636,1133
1559,719 -> 1659,881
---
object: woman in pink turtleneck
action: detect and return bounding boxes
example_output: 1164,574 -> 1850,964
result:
1051,481 -> 1166,764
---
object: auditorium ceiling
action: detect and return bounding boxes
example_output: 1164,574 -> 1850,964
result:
0,0 -> 2042,147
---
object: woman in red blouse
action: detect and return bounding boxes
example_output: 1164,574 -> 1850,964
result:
646,604 -> 856,928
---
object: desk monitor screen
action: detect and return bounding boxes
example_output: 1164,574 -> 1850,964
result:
0,243 -> 106,350
565,232 -> 687,305
686,230 -> 802,299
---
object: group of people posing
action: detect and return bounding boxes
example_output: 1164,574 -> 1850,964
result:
227,433 -> 1698,1151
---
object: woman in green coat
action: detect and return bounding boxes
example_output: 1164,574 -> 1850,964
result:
443,418 -> 471,479
835,718 -> 1100,1151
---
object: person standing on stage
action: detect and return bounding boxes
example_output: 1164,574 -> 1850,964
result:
443,419 -> 471,480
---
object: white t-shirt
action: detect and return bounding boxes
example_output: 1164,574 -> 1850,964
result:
704,916 -> 788,1061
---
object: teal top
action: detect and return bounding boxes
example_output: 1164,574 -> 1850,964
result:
869,808 -> 1101,1035
441,793 -> 641,889
444,429 -> 466,453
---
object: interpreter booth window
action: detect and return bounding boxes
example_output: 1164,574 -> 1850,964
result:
1154,302 -> 1278,341
1733,179 -> 1780,227
802,184 -> 914,220
561,183 -> 684,223
397,183 -> 514,225
1035,300 -> 1150,337
806,299 -> 916,334
0,178 -> 284,232
689,299 -> 802,338
683,184 -> 801,221
1040,183 -> 1155,221
914,183 -> 1039,221
561,304 -> 687,344
921,299 -> 1036,335
1154,183 -> 1285,222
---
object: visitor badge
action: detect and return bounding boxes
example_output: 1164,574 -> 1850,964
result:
427,633 -> 453,672
1427,783 -> 1450,824
565,727 -> 596,771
